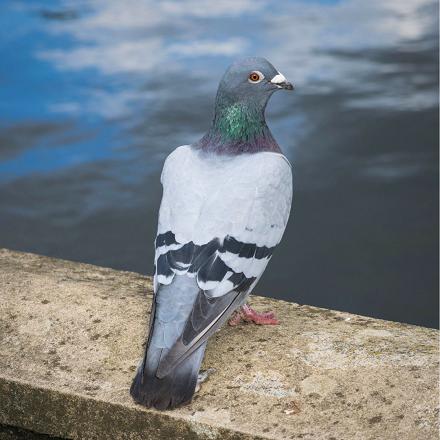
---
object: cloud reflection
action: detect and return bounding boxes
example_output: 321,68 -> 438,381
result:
35,0 -> 438,113
0,0 -> 438,327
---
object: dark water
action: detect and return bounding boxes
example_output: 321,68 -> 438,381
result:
0,1 -> 438,328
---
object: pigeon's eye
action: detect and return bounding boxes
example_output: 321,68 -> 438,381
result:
248,71 -> 264,83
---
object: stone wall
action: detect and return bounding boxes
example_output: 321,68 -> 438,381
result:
0,249 -> 438,439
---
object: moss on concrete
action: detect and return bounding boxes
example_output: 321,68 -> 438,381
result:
0,249 -> 438,439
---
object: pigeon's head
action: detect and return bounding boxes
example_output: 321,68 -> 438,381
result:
216,57 -> 293,107
202,57 -> 294,149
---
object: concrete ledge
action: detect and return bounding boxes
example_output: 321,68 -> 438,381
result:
0,248 -> 438,439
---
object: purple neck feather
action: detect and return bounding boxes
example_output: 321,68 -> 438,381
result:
196,128 -> 281,155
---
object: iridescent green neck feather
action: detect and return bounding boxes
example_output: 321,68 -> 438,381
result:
213,102 -> 266,142
196,99 -> 280,154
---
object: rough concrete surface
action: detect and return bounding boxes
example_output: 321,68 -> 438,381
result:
0,248 -> 438,440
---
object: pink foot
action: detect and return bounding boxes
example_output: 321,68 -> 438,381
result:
228,311 -> 243,326
228,303 -> 279,326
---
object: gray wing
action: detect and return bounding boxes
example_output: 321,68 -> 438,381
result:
155,236 -> 264,378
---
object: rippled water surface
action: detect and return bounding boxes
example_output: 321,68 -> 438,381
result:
0,0 -> 438,327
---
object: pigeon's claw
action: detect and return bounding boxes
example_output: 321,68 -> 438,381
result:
228,311 -> 243,326
228,303 -> 279,326
195,368 -> 216,393
241,304 -> 279,325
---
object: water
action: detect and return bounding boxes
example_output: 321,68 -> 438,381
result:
0,0 -> 438,328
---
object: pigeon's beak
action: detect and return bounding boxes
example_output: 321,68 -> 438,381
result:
270,73 -> 294,90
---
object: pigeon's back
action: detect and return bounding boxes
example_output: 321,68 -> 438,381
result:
157,145 -> 292,256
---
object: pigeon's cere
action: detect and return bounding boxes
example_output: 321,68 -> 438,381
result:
271,72 -> 287,84
130,57 -> 294,410
271,72 -> 294,90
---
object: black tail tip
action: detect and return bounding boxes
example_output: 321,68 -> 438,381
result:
130,369 -> 194,411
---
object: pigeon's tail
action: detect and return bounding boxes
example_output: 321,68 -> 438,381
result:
130,275 -> 206,410
130,340 -> 206,410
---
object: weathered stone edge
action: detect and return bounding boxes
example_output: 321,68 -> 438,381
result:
1,247 -> 436,333
0,376 -> 268,440
0,423 -> 64,440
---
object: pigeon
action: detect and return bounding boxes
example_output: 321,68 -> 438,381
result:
130,57 -> 294,410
